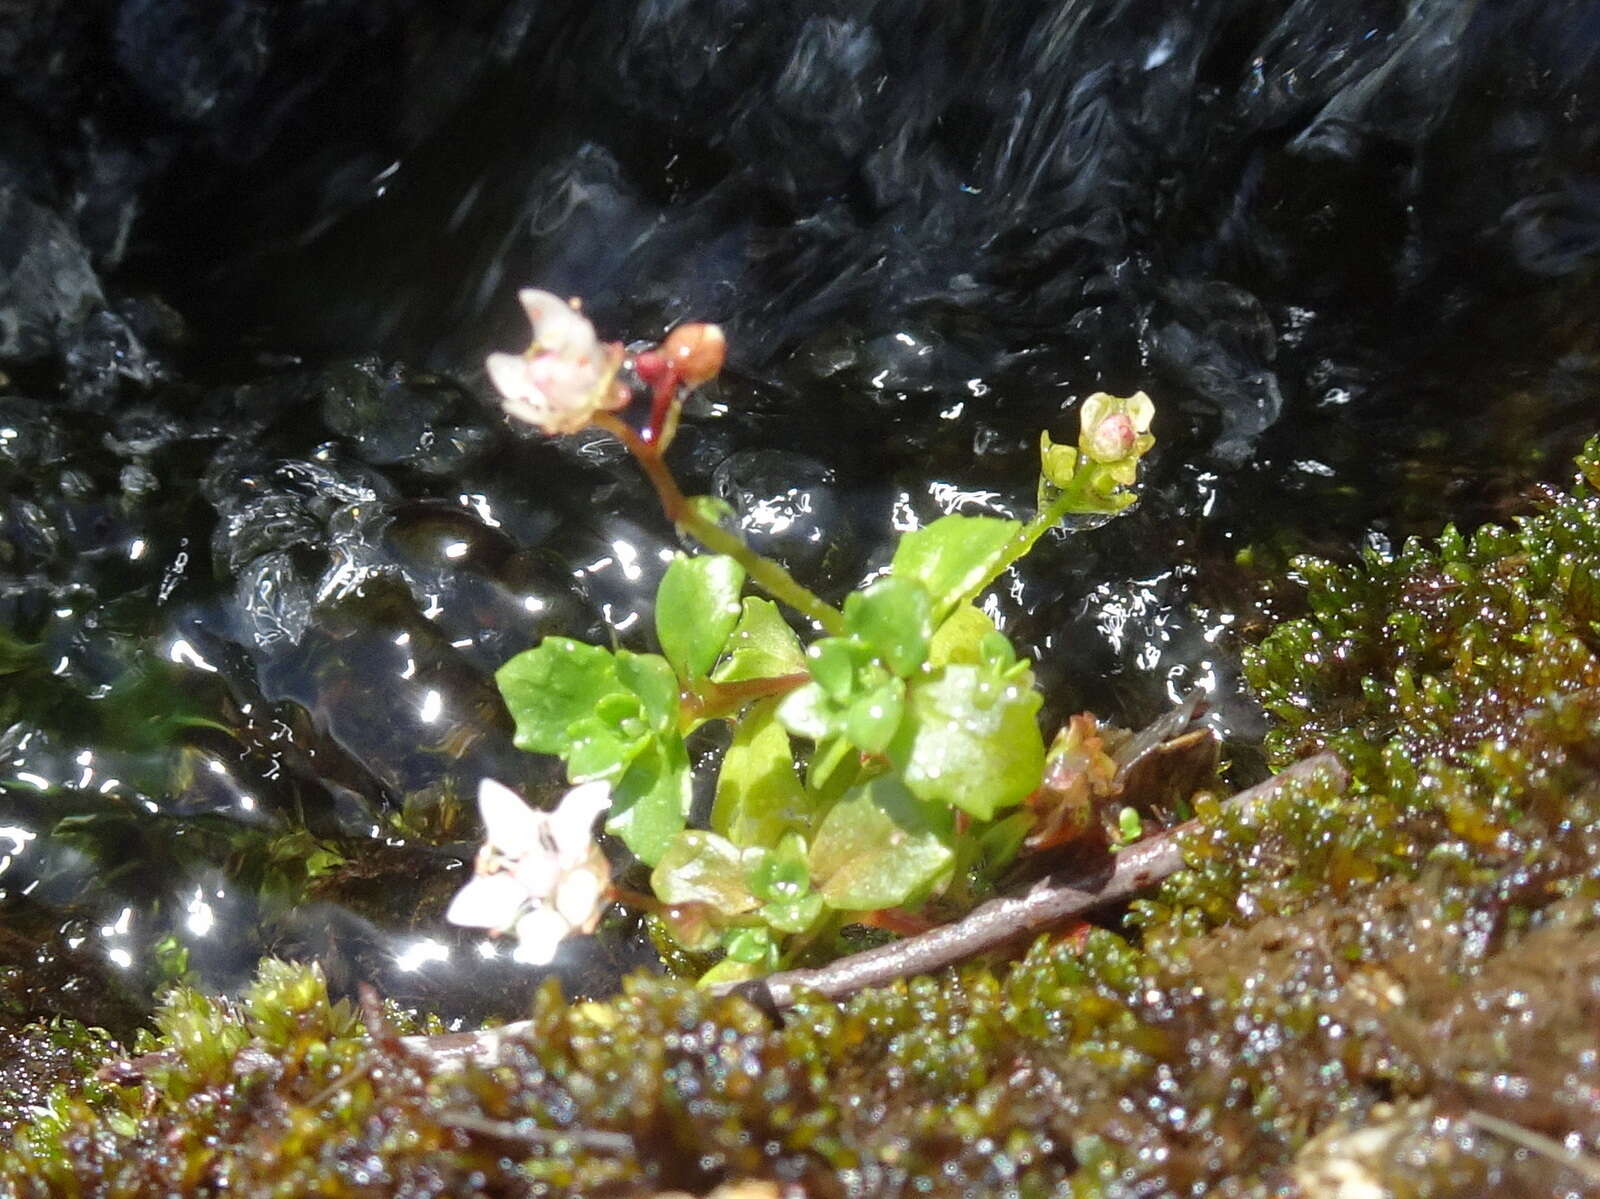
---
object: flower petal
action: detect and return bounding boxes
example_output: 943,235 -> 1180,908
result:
444,873 -> 526,932
517,289 -> 598,358
547,781 -> 613,860
486,352 -> 539,403
553,865 -> 607,931
511,906 -> 571,965
477,779 -> 545,858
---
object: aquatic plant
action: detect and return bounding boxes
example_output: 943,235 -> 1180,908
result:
468,291 -> 1158,981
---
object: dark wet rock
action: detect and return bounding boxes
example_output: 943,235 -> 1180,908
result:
0,189 -> 104,363
712,449 -> 859,595
320,357 -> 493,473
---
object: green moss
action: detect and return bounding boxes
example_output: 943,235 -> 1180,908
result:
7,443 -> 1600,1195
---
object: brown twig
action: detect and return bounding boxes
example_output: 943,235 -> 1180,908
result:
712,751 -> 1348,1008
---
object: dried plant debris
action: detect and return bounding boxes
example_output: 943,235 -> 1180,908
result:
6,442 -> 1600,1195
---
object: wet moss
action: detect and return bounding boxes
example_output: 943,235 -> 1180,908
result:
6,444 -> 1600,1195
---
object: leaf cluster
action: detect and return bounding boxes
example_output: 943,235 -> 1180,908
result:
493,397 -> 1158,981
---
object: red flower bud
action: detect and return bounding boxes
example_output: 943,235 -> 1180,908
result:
660,322 -> 726,387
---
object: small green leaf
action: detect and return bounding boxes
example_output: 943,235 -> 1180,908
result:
751,833 -> 823,933
890,664 -> 1045,821
712,700 -> 811,847
0,628 -> 39,675
697,956 -> 762,986
651,831 -> 758,915
762,891 -> 824,934
776,682 -> 835,741
1039,430 -> 1079,489
656,554 -> 746,680
606,736 -> 692,864
808,775 -> 954,910
973,810 -> 1033,878
927,603 -> 1003,669
749,832 -> 811,901
712,598 -> 807,684
565,706 -> 650,782
617,651 -> 680,734
807,637 -> 863,701
891,514 -> 1022,618
844,576 -> 934,676
844,676 -> 906,754
805,734 -> 859,796
723,925 -> 777,965
497,638 -> 625,755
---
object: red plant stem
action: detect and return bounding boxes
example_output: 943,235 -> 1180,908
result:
681,672 -> 811,726
642,371 -> 678,445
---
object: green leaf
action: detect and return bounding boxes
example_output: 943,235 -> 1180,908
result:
762,891 -> 824,934
565,703 -> 651,782
723,925 -> 777,966
697,956 -> 762,986
891,514 -> 1022,618
927,603 -> 1003,669
650,831 -> 758,915
961,809 -> 1033,885
806,637 -> 864,701
656,554 -> 746,680
889,664 -> 1045,821
808,775 -> 954,910
749,832 -> 810,902
844,576 -> 934,676
617,651 -> 680,734
606,736 -> 692,865
496,638 -> 625,755
844,676 -> 906,754
805,734 -> 859,796
712,700 -> 811,847
751,832 -> 823,933
776,681 -> 835,741
712,598 -> 807,684
1039,430 -> 1079,489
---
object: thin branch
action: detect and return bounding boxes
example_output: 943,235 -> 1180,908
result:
713,751 -> 1348,1008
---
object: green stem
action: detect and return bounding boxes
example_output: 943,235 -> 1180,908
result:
953,465 -> 1134,612
953,488 -> 1078,612
595,413 -> 848,636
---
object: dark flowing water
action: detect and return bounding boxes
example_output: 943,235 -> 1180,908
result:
1,0 -> 1597,1026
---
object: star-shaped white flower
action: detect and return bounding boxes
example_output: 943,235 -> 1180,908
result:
445,779 -> 613,965
485,289 -> 627,435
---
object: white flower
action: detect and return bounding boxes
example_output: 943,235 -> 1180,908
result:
445,779 -> 613,965
485,289 -> 626,435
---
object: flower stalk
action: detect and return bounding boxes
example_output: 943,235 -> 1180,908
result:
590,412 -> 847,635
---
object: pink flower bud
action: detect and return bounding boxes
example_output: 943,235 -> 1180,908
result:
1087,412 -> 1137,463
